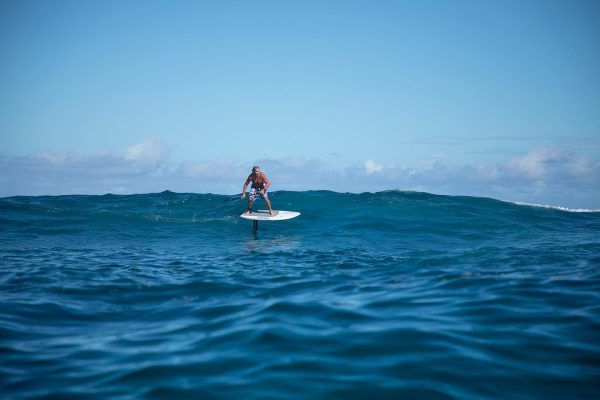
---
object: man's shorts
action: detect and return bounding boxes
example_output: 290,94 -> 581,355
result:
249,187 -> 268,201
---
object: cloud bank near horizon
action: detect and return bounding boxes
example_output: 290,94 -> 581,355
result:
1,139 -> 598,209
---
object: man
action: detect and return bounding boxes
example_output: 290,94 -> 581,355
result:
241,165 -> 274,216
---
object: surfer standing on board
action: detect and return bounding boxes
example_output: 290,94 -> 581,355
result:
241,166 -> 274,216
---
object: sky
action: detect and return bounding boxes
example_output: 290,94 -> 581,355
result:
1,0 -> 599,208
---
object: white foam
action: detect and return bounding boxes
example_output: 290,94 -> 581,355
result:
512,201 -> 600,213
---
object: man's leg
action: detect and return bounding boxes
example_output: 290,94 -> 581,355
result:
245,199 -> 254,215
264,197 -> 274,216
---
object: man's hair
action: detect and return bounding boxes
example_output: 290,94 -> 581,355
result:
252,165 -> 259,172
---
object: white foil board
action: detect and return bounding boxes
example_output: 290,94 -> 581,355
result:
240,210 -> 300,221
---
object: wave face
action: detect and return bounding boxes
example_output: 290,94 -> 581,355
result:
1,190 -> 599,399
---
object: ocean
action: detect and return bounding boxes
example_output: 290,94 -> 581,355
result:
1,190 -> 599,399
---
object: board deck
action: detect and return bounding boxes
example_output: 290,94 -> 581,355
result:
240,210 -> 300,221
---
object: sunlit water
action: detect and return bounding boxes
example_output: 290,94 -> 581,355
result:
1,191 -> 599,399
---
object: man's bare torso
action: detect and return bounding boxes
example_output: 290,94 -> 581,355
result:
248,172 -> 266,188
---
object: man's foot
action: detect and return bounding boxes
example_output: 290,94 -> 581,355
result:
245,210 -> 252,215
269,210 -> 274,216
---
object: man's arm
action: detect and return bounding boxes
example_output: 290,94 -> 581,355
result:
261,174 -> 270,192
241,176 -> 251,198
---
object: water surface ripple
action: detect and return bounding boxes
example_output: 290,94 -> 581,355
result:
1,191 -> 599,399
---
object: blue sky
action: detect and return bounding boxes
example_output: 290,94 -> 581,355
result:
1,0 -> 599,208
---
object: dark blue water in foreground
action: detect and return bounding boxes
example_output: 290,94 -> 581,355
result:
1,190 -> 599,399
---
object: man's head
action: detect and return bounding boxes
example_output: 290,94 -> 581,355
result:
252,165 -> 260,174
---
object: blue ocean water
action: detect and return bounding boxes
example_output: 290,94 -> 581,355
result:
1,190 -> 599,399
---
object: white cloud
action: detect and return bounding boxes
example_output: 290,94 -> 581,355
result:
364,159 -> 383,174
0,139 -> 173,195
499,147 -> 600,186
124,139 -> 168,166
0,144 -> 598,208
504,147 -> 563,179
